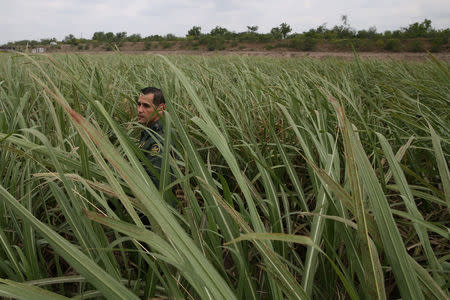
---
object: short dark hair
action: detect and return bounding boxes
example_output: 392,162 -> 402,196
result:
140,86 -> 165,105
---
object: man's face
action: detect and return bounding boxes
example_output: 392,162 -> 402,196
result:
137,93 -> 161,125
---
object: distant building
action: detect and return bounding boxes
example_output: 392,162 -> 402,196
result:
31,47 -> 45,54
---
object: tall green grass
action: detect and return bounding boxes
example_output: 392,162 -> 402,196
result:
0,53 -> 448,299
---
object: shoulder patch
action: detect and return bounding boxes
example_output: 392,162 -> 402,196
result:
151,144 -> 161,154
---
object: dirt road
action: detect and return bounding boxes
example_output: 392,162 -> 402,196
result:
74,50 -> 450,61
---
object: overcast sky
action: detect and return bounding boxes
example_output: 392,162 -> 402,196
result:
1,0 -> 449,44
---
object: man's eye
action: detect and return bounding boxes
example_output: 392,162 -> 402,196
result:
138,102 -> 150,108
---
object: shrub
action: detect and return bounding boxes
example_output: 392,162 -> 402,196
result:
265,45 -> 275,50
77,45 -> 83,50
50,44 -> 61,50
84,44 -> 89,50
144,41 -> 151,50
303,37 -> 316,51
409,40 -> 425,52
258,34 -> 274,43
354,39 -> 377,52
207,38 -> 225,51
289,38 -> 301,50
198,36 -> 209,45
331,39 -> 351,50
274,42 -> 288,48
375,39 -> 385,50
384,39 -> 402,52
161,41 -> 172,49
430,37 -> 445,52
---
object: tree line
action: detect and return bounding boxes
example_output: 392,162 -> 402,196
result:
2,17 -> 448,52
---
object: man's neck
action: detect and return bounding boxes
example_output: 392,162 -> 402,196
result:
147,118 -> 163,129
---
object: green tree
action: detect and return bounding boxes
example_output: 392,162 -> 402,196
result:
187,26 -> 202,39
92,31 -> 106,41
115,32 -> 127,42
144,35 -> 164,41
304,24 -> 327,38
280,22 -> 292,39
127,33 -> 142,42
40,38 -> 57,45
165,33 -> 177,40
247,25 -> 258,33
64,34 -> 75,41
270,27 -> 282,39
357,26 -> 377,39
105,32 -> 115,42
210,26 -> 229,36
63,34 -> 78,45
341,15 -> 349,27
402,19 -> 433,37
332,15 -> 355,38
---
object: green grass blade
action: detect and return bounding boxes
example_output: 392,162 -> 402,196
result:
409,257 -> 449,300
377,132 -> 444,286
429,124 -> 450,213
350,127 -> 424,300
331,97 -> 385,299
227,232 -> 359,300
0,278 -> 69,300
0,185 -> 140,300
0,227 -> 25,281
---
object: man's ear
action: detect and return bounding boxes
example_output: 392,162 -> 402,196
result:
158,103 -> 166,111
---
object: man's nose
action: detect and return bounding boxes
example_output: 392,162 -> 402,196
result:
137,105 -> 143,112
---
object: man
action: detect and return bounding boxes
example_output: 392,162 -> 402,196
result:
137,86 -> 166,188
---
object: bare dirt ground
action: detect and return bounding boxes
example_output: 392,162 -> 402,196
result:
75,50 -> 450,61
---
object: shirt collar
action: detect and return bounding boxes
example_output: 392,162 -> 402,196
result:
140,119 -> 163,141
149,118 -> 163,131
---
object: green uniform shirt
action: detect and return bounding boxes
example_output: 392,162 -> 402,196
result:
138,119 -> 164,187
